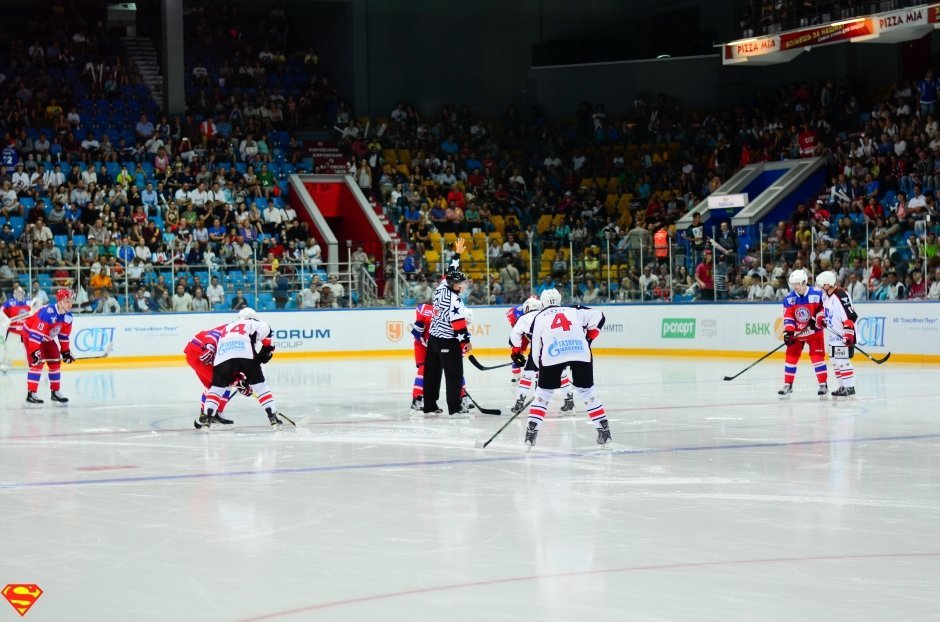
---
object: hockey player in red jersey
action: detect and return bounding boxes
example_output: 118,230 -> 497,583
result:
21,288 -> 74,405
1,285 -> 32,372
184,322 -> 253,425
779,269 -> 828,399
815,270 -> 858,398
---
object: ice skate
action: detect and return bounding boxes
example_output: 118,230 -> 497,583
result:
461,395 -> 475,411
409,396 -> 423,415
524,421 -> 539,448
449,404 -> 471,419
268,411 -> 285,426
817,383 -> 829,400
831,386 -> 856,399
50,391 -> 69,405
777,383 -> 792,399
212,413 -> 234,424
194,412 -> 212,429
511,396 -> 528,415
596,420 -> 612,445
560,393 -> 575,415
25,391 -> 44,405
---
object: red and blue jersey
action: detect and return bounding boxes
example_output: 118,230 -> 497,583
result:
506,303 -> 526,327
782,286 -> 825,339
23,303 -> 73,349
189,324 -> 227,350
2,297 -> 31,335
412,303 -> 434,342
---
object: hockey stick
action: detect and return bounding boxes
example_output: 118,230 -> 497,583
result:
464,390 -> 501,416
468,355 -> 513,371
276,412 -> 296,426
479,397 -> 535,448
38,341 -> 114,363
722,342 -> 786,381
823,326 -> 891,365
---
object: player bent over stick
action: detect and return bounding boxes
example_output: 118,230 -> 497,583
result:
511,288 -> 610,448
185,320 -> 257,426
509,295 -> 574,415
22,288 -> 75,405
196,308 -> 290,428
815,271 -> 858,398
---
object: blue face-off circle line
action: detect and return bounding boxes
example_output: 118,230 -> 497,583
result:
1,431 -> 937,490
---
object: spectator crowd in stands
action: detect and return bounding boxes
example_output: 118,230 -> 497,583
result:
0,0 -> 938,313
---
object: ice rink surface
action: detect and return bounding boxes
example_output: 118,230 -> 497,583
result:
0,355 -> 938,622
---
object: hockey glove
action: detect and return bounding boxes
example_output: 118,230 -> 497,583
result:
586,328 -> 600,344
61,349 -> 75,364
29,349 -> 42,367
783,330 -> 795,346
258,344 -> 275,364
199,343 -> 216,364
461,341 -> 472,356
510,348 -> 526,367
843,327 -> 856,345
410,322 -> 426,345
234,373 -> 252,397
814,314 -> 827,329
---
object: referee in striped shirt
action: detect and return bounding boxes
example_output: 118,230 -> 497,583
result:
424,240 -> 472,416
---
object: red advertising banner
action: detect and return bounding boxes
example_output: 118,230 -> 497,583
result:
929,3 -> 940,23
779,18 -> 875,50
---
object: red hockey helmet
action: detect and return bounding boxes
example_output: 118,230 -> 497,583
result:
56,288 -> 73,302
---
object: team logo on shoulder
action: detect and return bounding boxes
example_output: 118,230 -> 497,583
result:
794,307 -> 811,323
386,321 -> 404,342
2,584 -> 43,617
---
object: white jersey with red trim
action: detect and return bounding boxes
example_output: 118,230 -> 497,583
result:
822,287 -> 858,346
528,305 -> 605,368
213,318 -> 272,365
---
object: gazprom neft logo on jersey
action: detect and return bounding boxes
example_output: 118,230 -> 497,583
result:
661,318 -> 695,339
73,327 -> 115,353
547,338 -> 585,357
272,328 -> 331,349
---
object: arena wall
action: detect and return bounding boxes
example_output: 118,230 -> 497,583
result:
42,302 -> 940,369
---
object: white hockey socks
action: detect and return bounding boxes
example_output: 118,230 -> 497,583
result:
527,387 -> 554,428
515,370 -> 537,400
251,382 -> 277,414
832,359 -> 855,388
576,386 -> 607,428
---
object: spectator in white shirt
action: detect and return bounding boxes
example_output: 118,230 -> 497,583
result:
11,164 -> 31,194
171,284 -> 193,311
95,290 -> 121,314
297,282 -> 321,309
206,276 -> 225,308
188,182 -> 209,208
304,239 -> 322,269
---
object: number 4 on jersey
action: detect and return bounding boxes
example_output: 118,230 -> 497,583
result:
551,313 -> 572,331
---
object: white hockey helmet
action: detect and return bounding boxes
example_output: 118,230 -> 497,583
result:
522,296 -> 542,313
237,307 -> 259,322
815,270 -> 837,289
787,269 -> 809,286
539,288 -> 562,307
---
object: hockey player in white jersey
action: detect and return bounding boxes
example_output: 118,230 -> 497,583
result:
196,307 -> 290,428
509,296 -> 575,415
815,271 -> 858,398
517,288 -> 610,447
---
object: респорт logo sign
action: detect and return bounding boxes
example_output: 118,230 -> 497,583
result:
661,318 -> 696,339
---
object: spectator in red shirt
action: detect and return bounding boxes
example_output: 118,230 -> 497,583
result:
695,248 -> 715,301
